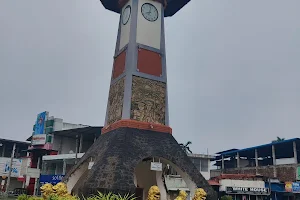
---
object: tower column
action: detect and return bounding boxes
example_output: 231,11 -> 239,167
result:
104,0 -> 169,130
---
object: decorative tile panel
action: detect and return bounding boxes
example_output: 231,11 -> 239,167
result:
107,77 -> 125,125
131,76 -> 166,125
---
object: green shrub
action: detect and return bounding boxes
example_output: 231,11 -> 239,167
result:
221,195 -> 233,200
84,192 -> 136,200
27,196 -> 43,200
17,194 -> 28,200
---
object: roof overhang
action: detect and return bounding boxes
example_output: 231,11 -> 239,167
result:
99,0 -> 191,17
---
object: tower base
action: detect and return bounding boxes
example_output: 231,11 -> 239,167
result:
64,126 -> 217,200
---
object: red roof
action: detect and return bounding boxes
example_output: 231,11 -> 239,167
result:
208,180 -> 220,186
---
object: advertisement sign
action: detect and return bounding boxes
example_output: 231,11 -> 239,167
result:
150,162 -> 162,171
226,187 -> 269,194
285,182 -> 300,193
0,157 -> 22,177
34,111 -> 47,135
32,134 -> 47,145
40,175 -> 65,184
297,167 -> 300,181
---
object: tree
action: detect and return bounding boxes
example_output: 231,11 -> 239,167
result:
272,137 -> 285,143
179,141 -> 193,154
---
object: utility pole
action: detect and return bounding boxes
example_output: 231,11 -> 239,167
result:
75,135 -> 78,164
4,143 -> 16,196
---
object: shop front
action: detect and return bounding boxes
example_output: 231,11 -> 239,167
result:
224,186 -> 270,200
219,178 -> 270,200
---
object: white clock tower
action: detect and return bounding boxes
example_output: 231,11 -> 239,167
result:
64,1 -> 217,199
104,0 -> 170,128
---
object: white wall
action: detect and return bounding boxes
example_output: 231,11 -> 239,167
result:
219,179 -> 266,191
135,161 -> 157,199
276,158 -> 295,165
201,171 -> 210,180
62,123 -> 88,131
136,0 -> 162,49
119,0 -> 132,50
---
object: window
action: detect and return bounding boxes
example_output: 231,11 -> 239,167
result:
200,159 -> 208,172
192,158 -> 201,171
190,157 -> 209,172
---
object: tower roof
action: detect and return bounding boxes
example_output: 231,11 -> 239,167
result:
99,0 -> 191,17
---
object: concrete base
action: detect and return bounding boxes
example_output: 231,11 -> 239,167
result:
64,127 -> 217,199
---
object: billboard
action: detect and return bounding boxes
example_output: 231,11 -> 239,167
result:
285,182 -> 300,193
34,111 -> 47,135
32,111 -> 48,146
0,157 -> 22,177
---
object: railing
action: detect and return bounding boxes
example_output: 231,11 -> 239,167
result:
210,164 -> 299,181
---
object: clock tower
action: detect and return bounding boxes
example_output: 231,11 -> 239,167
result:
64,0 -> 217,199
104,0 -> 169,128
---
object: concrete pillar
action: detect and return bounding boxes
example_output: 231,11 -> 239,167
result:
2,144 -> 5,157
237,152 -> 240,168
34,156 -> 41,196
221,155 -> 225,171
293,141 -> 298,164
15,147 -> 19,158
63,160 -> 67,175
75,135 -> 79,164
94,134 -> 97,143
272,145 -> 277,177
255,149 -> 259,174
4,143 -> 16,195
79,134 -> 83,153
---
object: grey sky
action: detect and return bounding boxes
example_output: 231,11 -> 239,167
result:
0,0 -> 299,154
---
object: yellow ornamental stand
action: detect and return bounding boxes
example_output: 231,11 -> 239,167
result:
175,190 -> 188,200
40,183 -> 53,200
147,186 -> 160,200
193,188 -> 207,200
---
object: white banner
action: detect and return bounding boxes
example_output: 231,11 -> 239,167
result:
0,157 -> 22,177
32,134 -> 47,145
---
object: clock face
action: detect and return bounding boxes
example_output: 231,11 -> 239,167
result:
141,3 -> 158,22
122,5 -> 131,25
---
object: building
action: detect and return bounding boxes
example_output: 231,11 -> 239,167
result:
40,126 -> 102,185
189,153 -> 215,180
211,138 -> 300,199
163,153 -> 215,199
210,174 -> 270,200
28,111 -> 89,148
25,111 -> 91,195
0,138 -> 30,192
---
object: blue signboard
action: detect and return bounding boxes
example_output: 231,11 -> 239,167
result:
34,112 -> 47,135
40,175 -> 65,184
292,182 -> 300,193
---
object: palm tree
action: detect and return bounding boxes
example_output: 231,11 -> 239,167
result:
179,141 -> 193,154
272,137 -> 285,143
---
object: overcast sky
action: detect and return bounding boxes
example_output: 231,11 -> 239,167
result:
1,0 -> 300,154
